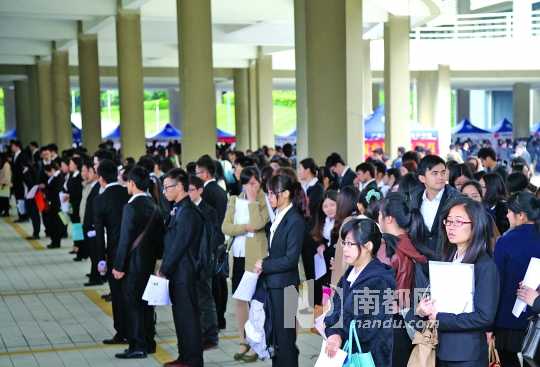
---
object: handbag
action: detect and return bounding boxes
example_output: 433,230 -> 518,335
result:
488,338 -> 501,367
214,238 -> 232,277
522,315 -> 540,366
407,320 -> 438,367
34,190 -> 48,213
342,320 -> 376,367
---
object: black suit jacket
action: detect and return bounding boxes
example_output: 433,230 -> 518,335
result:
306,182 -> 324,225
416,185 -> 459,258
359,179 -> 379,198
160,197 -> 203,284
113,195 -> 164,278
262,207 -> 305,289
66,173 -> 83,221
93,184 -> 130,264
11,152 -> 27,199
83,183 -> 100,232
202,180 -> 228,226
45,174 -> 64,213
339,168 -> 357,190
435,252 -> 500,362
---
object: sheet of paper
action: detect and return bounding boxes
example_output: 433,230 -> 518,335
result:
71,223 -> 84,241
232,271 -> 259,302
234,198 -> 250,225
59,193 -> 70,213
429,261 -> 475,314
513,257 -> 540,317
142,275 -> 171,306
314,311 -> 328,339
314,341 -> 347,367
26,185 -> 38,199
314,254 -> 327,280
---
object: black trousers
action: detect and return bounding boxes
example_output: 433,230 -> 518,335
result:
301,241 -> 315,308
0,196 -> 9,215
107,268 -> 128,339
437,359 -> 487,367
392,314 -> 413,367
85,233 -> 100,282
197,275 -> 218,344
26,199 -> 40,237
269,287 -> 299,367
43,210 -> 64,246
212,274 -> 228,329
170,280 -> 203,367
122,274 -> 155,352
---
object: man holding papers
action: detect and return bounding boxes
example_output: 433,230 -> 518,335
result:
112,166 -> 164,359
415,197 -> 500,367
159,168 -> 204,367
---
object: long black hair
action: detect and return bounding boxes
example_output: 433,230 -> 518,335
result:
482,172 -> 508,207
267,173 -> 304,213
449,163 -> 473,188
311,190 -> 338,242
332,185 -> 361,241
507,192 -> 540,232
340,217 -> 382,257
440,196 -> 494,263
380,192 -> 434,259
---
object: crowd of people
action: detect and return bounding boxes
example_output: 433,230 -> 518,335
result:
1,136 -> 540,367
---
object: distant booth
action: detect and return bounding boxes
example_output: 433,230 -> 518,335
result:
0,128 -> 17,142
364,106 -> 439,158
452,119 -> 492,142
491,118 -> 513,140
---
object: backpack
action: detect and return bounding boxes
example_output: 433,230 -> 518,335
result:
190,206 -> 223,279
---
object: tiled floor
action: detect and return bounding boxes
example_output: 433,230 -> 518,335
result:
0,214 -> 323,367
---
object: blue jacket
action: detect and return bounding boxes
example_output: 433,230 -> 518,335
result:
325,259 -> 396,367
494,224 -> 540,329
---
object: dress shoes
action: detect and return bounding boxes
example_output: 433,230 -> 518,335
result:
73,257 -> 83,262
46,244 -> 60,249
147,341 -> 157,354
115,350 -> 146,359
202,340 -> 218,351
25,235 -> 39,240
84,280 -> 104,287
103,335 -> 128,345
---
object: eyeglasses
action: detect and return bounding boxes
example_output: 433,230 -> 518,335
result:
443,219 -> 472,228
341,240 -> 360,248
163,183 -> 177,192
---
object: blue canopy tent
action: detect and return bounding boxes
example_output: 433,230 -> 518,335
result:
72,123 -> 82,143
0,128 -> 17,141
217,128 -> 235,143
492,118 -> 513,139
148,123 -> 182,141
364,106 -> 386,139
104,125 -> 121,140
452,119 -> 492,141
532,123 -> 540,135
275,130 -> 297,145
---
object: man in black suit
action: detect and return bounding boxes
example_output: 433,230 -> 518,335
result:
112,166 -> 164,359
93,159 -> 130,345
10,140 -> 28,222
43,163 -> 65,248
196,154 -> 228,330
159,168 -> 204,367
416,155 -> 459,258
81,160 -> 102,287
188,175 -> 219,350
22,161 -> 40,239
325,152 -> 356,190
355,162 -> 378,197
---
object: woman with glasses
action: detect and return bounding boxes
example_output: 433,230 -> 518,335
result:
222,166 -> 269,363
416,196 -> 499,367
493,192 -> 540,367
253,173 -> 305,367
324,217 -> 396,366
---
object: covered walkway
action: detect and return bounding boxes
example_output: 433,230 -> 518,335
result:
0,216 -> 322,367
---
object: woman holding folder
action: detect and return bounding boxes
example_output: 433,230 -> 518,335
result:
222,166 -> 269,362
416,196 -> 500,367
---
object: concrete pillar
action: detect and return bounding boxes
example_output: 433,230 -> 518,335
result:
116,9 -> 146,159
3,86 -> 16,132
435,65 -> 452,158
457,89 -> 470,122
294,0 -> 309,160
295,0 -> 366,166
532,89 -> 540,124
168,87 -> 182,131
233,69 -> 250,151
78,32 -> 102,153
513,0 -> 532,39
513,82 -> 530,139
247,61 -> 259,150
362,39 -> 372,116
177,0 -> 216,163
52,50 -> 73,151
255,48 -> 274,148
417,71 -> 436,127
14,80 -> 32,145
384,15 -> 411,157
37,62 -> 55,145
372,83 -> 380,110
26,65 -> 42,144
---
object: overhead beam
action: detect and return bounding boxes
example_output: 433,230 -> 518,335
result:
0,0 -> 116,18
0,39 -> 51,56
0,18 -> 78,40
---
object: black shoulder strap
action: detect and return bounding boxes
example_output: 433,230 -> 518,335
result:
130,203 -> 158,252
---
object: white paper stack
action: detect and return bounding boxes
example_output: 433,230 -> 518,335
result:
512,257 -> 540,317
142,275 -> 171,306
314,254 -> 327,280
429,261 -> 475,314
314,341 -> 347,367
232,271 -> 259,301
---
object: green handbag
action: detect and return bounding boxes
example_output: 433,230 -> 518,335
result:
342,320 -> 376,367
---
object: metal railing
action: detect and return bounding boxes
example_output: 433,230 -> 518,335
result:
411,12 -> 514,39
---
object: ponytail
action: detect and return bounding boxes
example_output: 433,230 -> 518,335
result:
382,233 -> 399,259
508,192 -> 540,233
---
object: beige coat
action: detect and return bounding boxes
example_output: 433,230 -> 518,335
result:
222,190 -> 270,270
0,162 -> 12,187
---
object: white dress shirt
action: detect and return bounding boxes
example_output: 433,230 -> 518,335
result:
323,217 -> 334,241
128,192 -> 148,204
420,188 -> 445,231
269,203 -> 293,247
100,181 -> 121,194
302,177 -> 318,193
